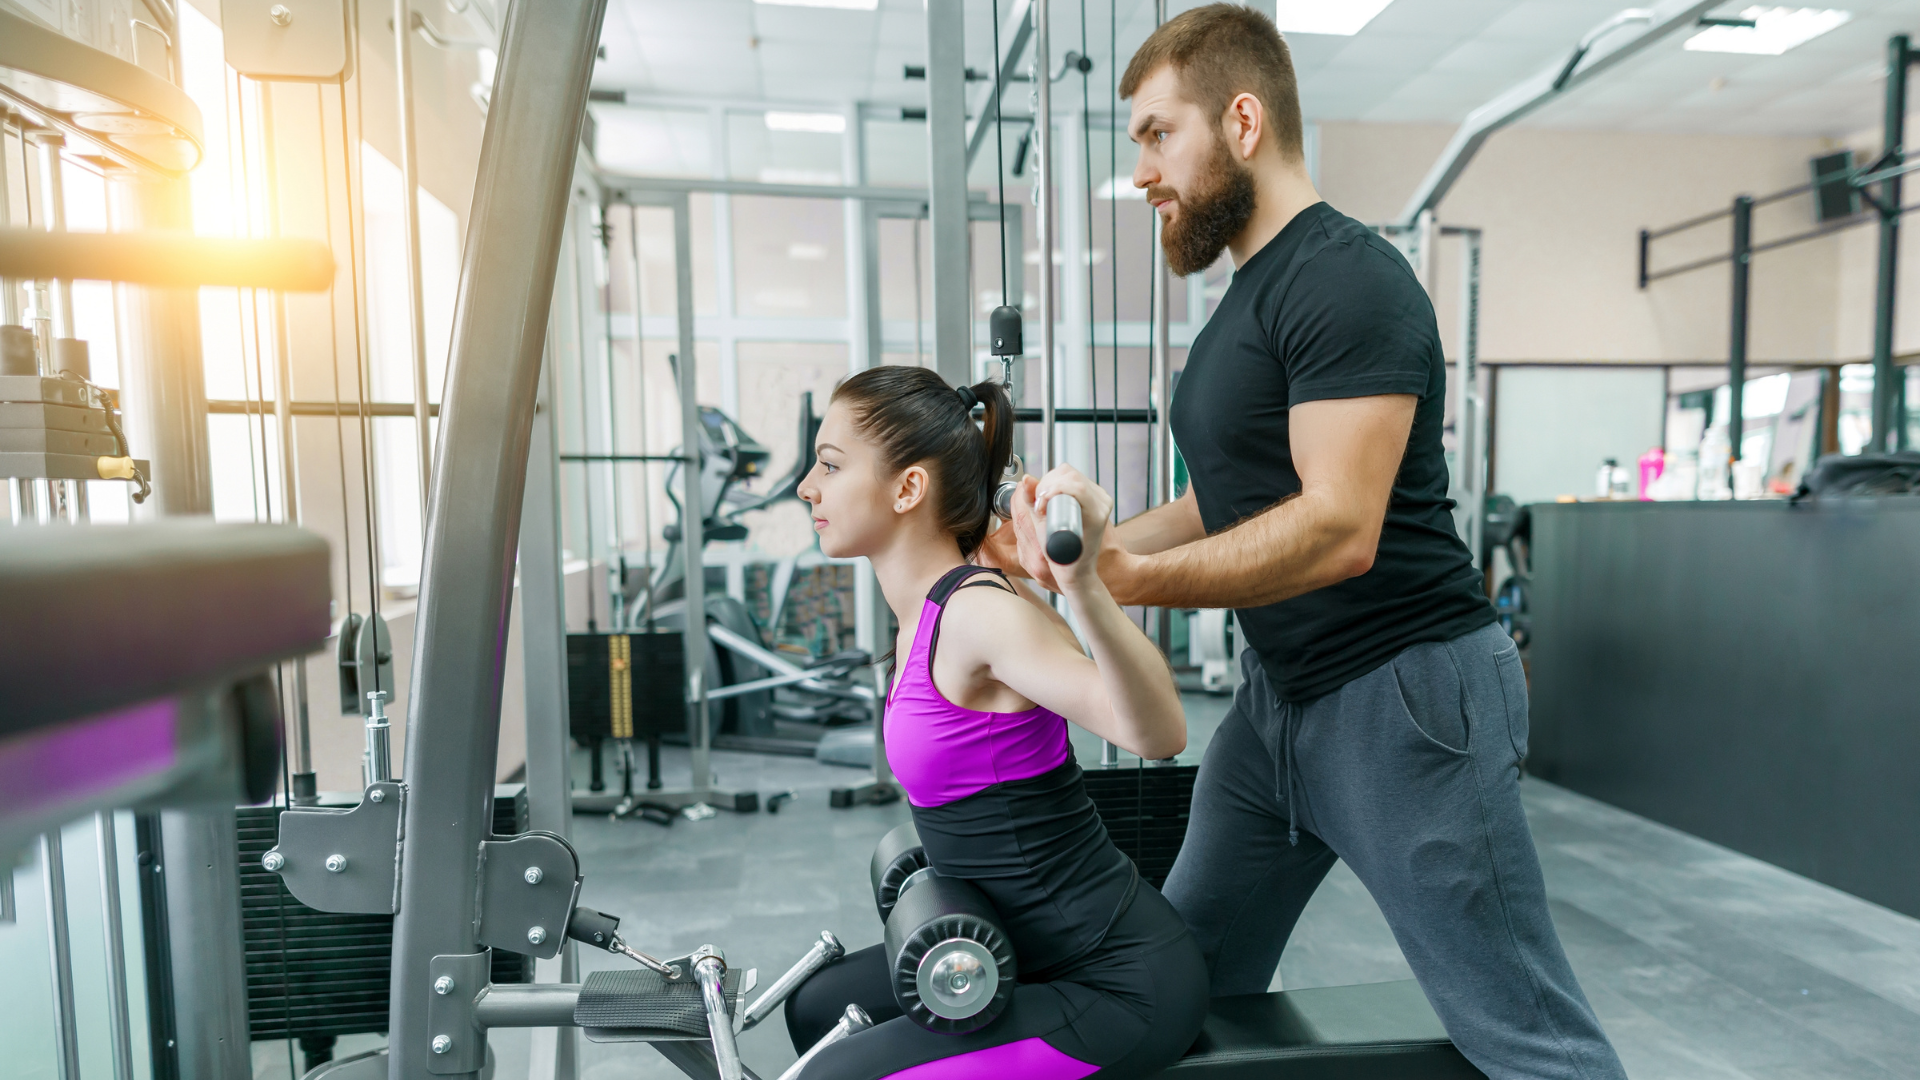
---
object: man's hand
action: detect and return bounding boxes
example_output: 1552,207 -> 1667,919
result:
1004,476 -> 1063,592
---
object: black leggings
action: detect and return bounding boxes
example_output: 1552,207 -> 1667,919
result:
784,884 -> 1208,1080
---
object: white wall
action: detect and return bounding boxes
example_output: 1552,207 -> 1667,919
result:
1492,367 -> 1668,505
1319,121 -> 1851,366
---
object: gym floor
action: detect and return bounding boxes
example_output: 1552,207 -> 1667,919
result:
253,693 -> 1920,1080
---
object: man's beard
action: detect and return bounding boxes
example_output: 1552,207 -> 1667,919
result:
1153,133 -> 1257,277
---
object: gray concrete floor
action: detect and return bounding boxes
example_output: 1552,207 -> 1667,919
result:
259,691 -> 1920,1080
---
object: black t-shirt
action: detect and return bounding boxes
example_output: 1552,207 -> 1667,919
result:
1168,201 -> 1493,702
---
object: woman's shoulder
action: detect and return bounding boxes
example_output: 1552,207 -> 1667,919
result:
936,578 -> 1051,657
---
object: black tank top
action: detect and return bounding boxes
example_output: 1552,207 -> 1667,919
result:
911,759 -> 1139,978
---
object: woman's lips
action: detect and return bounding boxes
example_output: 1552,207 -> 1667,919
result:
812,518 -> 828,531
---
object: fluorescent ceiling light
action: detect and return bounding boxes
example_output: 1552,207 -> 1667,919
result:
758,167 -> 841,185
765,111 -> 847,134
1271,0 -> 1395,36
1684,7 -> 1850,55
754,0 -> 878,9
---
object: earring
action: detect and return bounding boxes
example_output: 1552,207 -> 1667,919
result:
895,502 -> 905,511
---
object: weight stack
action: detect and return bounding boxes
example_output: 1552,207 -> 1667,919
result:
237,785 -> 533,1043
567,631 -> 685,742
1079,765 -> 1198,889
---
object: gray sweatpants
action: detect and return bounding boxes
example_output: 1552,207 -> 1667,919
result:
1163,621 -> 1626,1080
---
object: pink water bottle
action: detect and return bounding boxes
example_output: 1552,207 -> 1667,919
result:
1637,447 -> 1666,500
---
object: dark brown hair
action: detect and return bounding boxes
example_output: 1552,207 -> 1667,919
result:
831,365 -> 1014,557
1118,3 -> 1303,162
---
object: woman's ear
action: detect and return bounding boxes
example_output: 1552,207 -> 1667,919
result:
893,466 -> 930,514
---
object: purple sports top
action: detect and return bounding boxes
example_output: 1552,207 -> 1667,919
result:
884,568 -> 1072,808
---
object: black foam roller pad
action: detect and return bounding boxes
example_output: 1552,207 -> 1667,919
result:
869,820 -> 928,924
883,873 -> 1015,1034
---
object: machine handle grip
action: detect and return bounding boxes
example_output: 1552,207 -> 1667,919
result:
1044,492 -> 1083,565
990,483 -> 1085,565
776,1004 -> 873,1080
742,931 -> 844,1030
692,947 -> 743,1080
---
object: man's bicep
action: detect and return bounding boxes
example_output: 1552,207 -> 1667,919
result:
1277,246 -> 1435,401
1289,395 -> 1416,513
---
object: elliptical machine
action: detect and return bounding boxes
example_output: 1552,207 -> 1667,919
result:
627,390 -> 873,753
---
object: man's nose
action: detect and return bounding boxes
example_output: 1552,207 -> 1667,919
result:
1133,154 -> 1156,191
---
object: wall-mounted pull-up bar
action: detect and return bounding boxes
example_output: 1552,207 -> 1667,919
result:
1639,32 -> 1920,456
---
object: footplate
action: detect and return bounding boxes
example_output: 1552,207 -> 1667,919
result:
575,967 -> 743,1043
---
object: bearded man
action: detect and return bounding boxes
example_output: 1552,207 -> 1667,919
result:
986,6 -> 1627,1079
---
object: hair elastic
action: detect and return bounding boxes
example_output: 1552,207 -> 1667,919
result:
956,384 -> 979,410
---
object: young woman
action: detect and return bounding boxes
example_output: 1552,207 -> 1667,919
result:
784,365 -> 1208,1079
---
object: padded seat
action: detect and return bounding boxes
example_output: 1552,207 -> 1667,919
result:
1157,980 -> 1485,1079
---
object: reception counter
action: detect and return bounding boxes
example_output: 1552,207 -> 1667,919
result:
1526,498 -> 1920,919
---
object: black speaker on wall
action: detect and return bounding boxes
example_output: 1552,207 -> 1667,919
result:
1811,150 -> 1858,223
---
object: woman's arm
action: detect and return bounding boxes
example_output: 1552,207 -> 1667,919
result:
943,469 -> 1186,760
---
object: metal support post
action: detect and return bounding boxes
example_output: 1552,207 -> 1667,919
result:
158,810 -> 250,1079
0,112 -> 17,326
1033,0 -> 1057,470
1151,0 -> 1172,655
396,0 -> 436,509
1450,229 -> 1484,564
29,133 -> 75,339
520,335 -> 578,1080
261,82 -> 317,801
1057,110 -> 1091,475
1413,208 -> 1437,295
113,176 -> 213,514
861,200 -> 886,373
111,167 -> 246,1080
1870,35 -> 1910,452
924,0 -> 972,386
96,813 -> 137,1080
1729,194 -> 1752,461
843,102 -> 871,372
672,191 -> 715,793
41,831 -> 82,1080
389,1 -> 609,1076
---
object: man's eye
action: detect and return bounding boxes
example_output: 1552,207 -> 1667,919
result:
1156,130 -> 1168,143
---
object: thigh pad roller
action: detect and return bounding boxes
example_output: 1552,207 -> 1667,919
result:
882,870 -> 1016,1035
869,820 -> 929,924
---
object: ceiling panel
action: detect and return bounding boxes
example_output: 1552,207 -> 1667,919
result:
591,0 -> 1920,141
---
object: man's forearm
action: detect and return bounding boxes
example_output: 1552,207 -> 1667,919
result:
1108,491 -> 1376,609
1112,490 -> 1205,555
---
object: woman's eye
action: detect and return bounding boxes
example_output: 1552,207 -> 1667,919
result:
823,462 -> 838,474
1156,130 -> 1167,143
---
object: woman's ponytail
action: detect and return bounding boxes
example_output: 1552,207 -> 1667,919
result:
955,378 -> 1014,556
831,366 -> 1018,558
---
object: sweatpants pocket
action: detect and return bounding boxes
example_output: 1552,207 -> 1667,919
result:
1493,646 -> 1530,764
1387,642 -> 1470,756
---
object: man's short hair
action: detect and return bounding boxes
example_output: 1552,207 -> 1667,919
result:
1119,3 -> 1303,162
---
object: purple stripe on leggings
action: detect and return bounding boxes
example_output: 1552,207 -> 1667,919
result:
881,1037 -> 1099,1080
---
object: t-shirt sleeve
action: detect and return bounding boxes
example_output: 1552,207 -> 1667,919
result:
1270,238 -> 1436,405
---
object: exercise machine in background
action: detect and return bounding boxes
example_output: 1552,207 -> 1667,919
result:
567,388 -> 877,801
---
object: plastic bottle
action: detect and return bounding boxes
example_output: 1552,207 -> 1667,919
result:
1596,458 -> 1619,499
1637,447 -> 1665,501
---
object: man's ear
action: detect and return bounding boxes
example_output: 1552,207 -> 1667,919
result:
894,465 -> 930,513
1224,92 -> 1265,161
